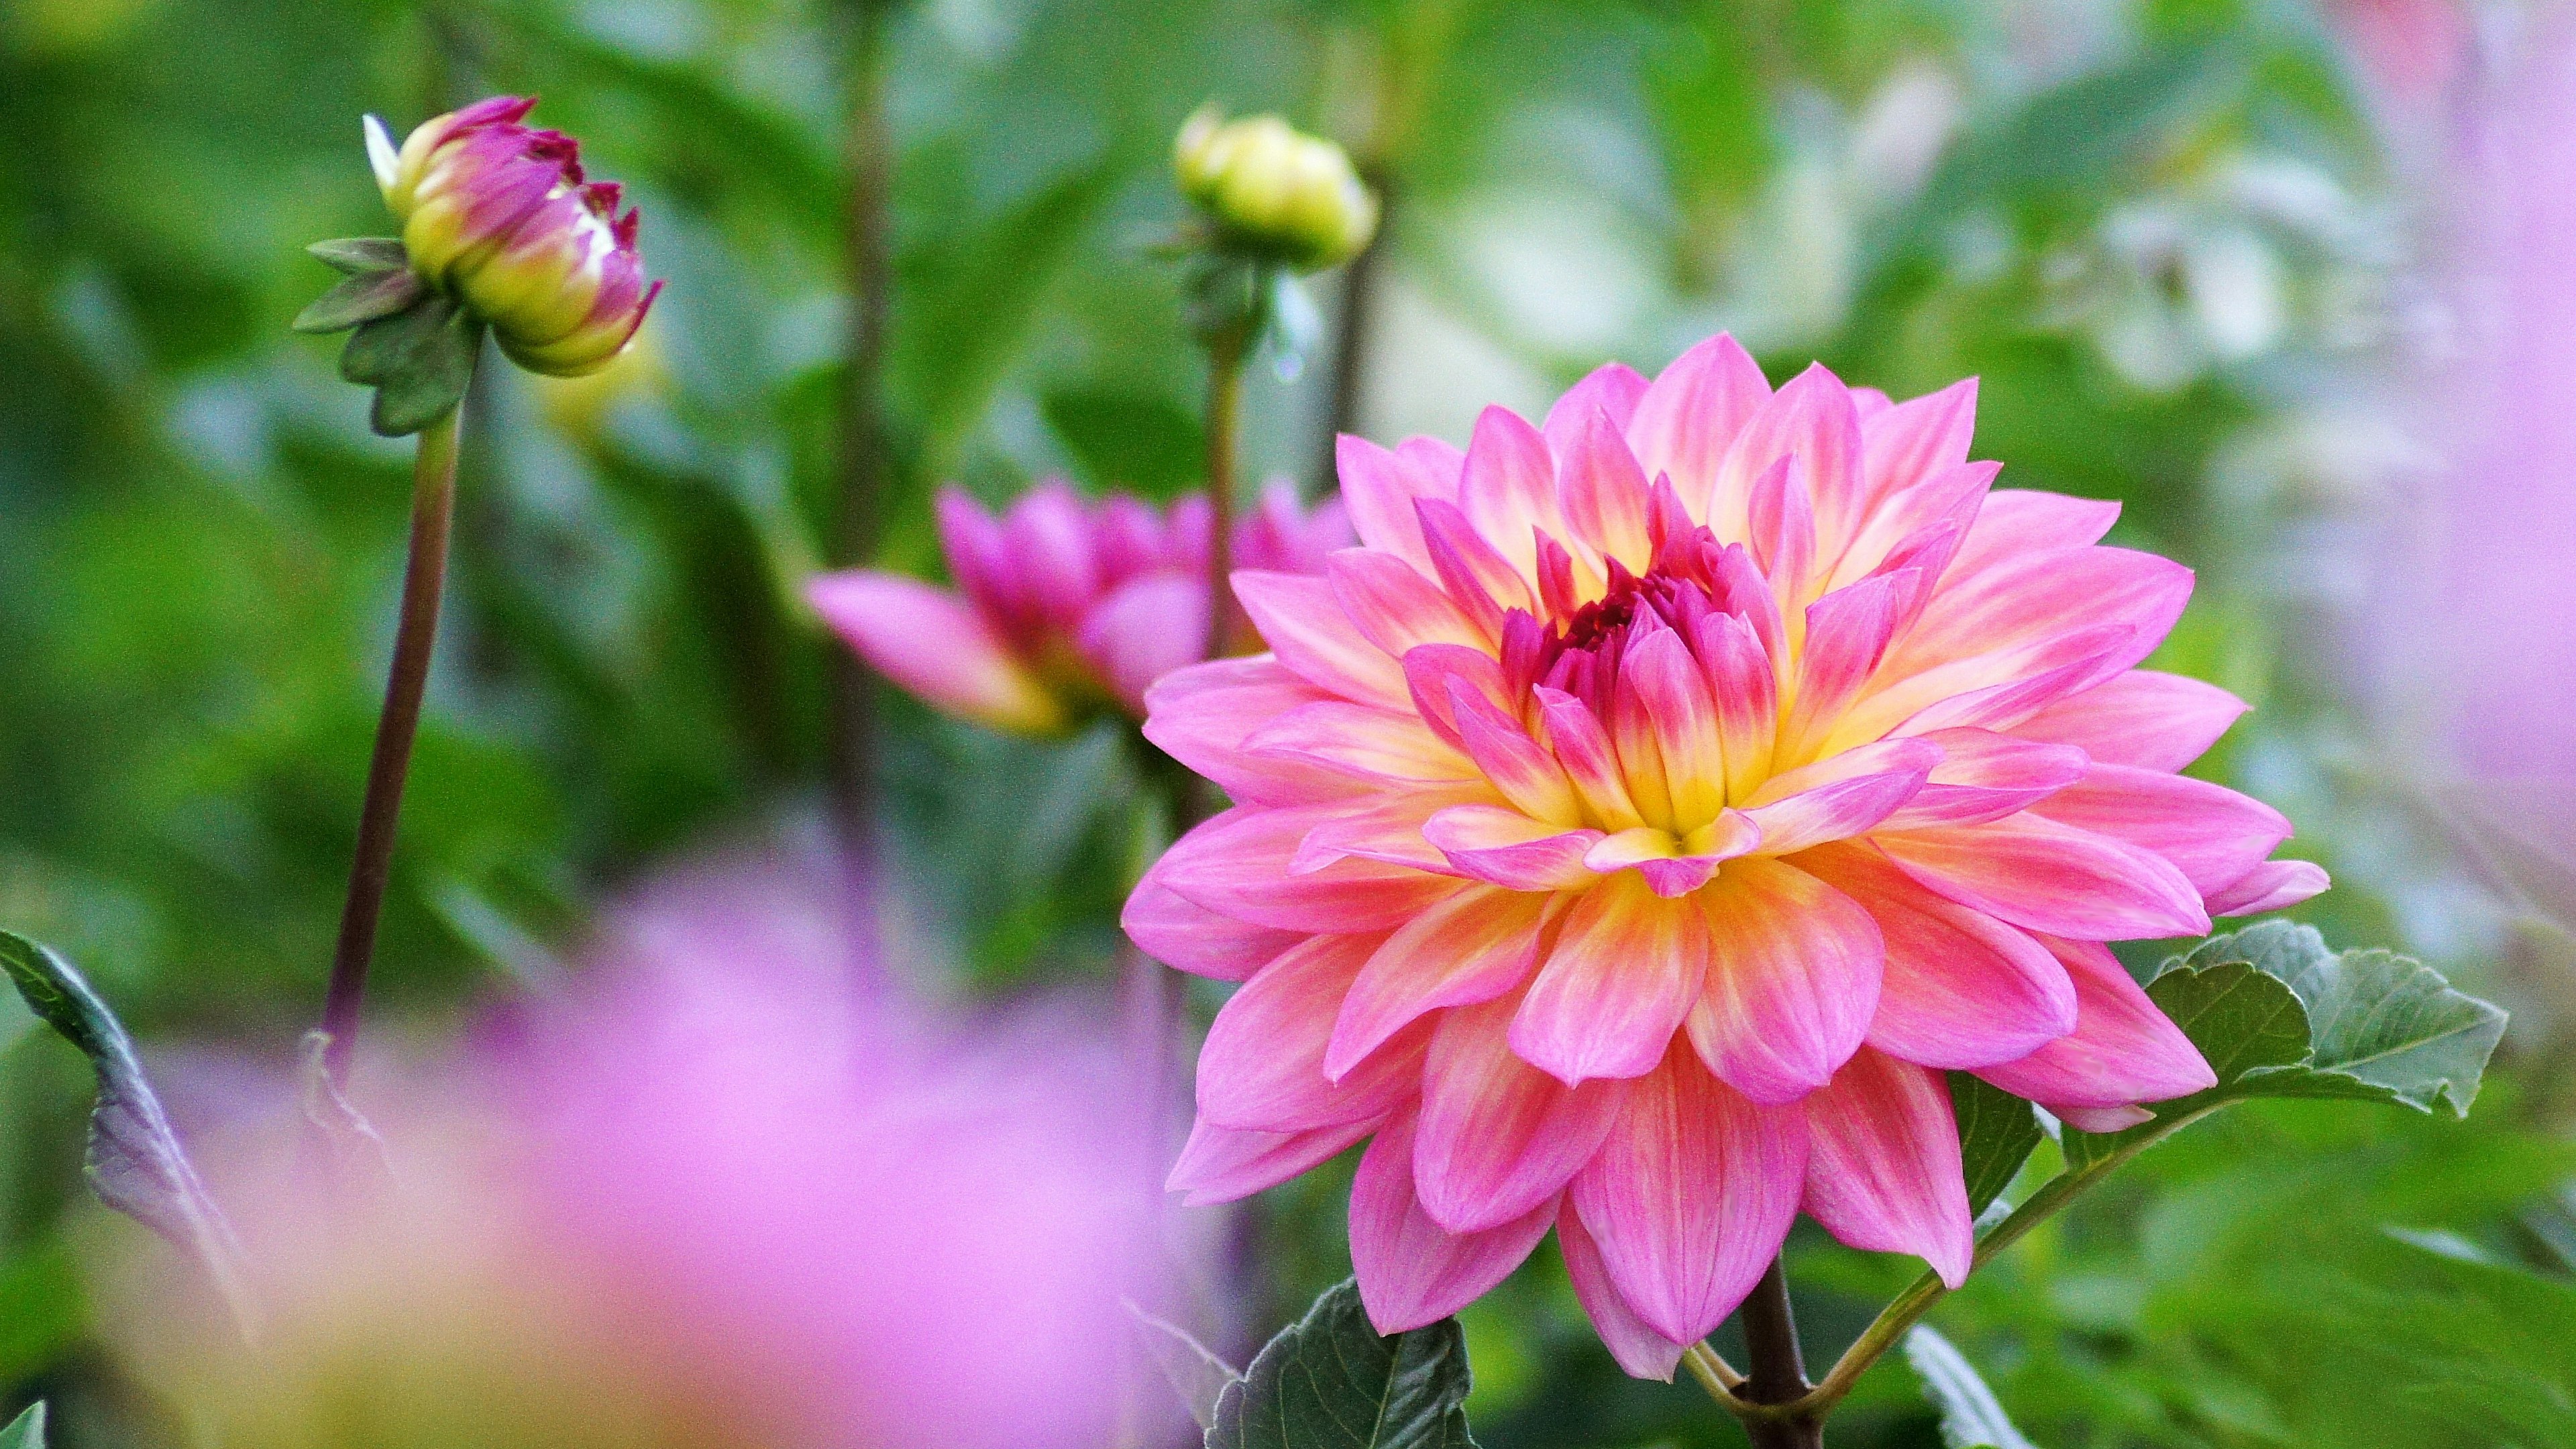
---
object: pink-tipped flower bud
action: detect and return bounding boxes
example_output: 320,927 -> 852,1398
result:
1174,107 -> 1378,271
364,97 -> 662,378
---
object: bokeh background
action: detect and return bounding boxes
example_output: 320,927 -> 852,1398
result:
3,0 -> 2574,1444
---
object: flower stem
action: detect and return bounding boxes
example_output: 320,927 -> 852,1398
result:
827,0 -> 895,861
1203,326 -> 1250,663
1737,1256 -> 1823,1448
319,401 -> 464,1089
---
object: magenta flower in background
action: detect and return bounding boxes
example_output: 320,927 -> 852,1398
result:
1124,333 -> 2325,1376
366,95 -> 662,377
809,477 -> 1352,733
114,849 -> 1169,1449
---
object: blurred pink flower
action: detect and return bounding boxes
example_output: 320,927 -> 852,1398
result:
1125,334 -> 2323,1376
808,478 -> 1352,733
117,850 -> 1169,1449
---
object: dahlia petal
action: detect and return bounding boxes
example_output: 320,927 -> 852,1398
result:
1796,843 -> 2077,1069
1558,407 -> 1657,570
2204,859 -> 2329,916
1403,642 -> 1512,751
1708,362 -> 1863,549
1874,727 -> 2090,830
998,480 -> 1103,625
1876,814 -> 2210,941
1739,738 -> 1939,855
932,485 -> 1013,621
1685,857 -> 1884,1102
1328,547 -> 1491,657
1800,1048 -> 1973,1287
1946,489 -> 2122,579
1425,806 -> 1606,890
1557,1201 -> 1688,1381
1077,572 -> 1208,713
1567,1044 -> 1807,1344
1197,931 -> 1428,1132
1329,888 -> 1548,1077
2052,1104 -> 2154,1132
1536,687 -> 1650,831
1693,610 -> 1778,802
1336,434 -> 1448,572
1975,936 -> 2216,1108
1461,405 -> 1562,580
1746,454 -> 1817,603
1580,824 -> 1751,897
1827,460 -> 1997,594
1623,628 -> 1727,826
2030,763 -> 2292,893
1781,572 -> 1911,763
1449,680 -> 1587,824
2010,669 -> 2249,772
807,572 -> 1063,733
1855,378 -> 1978,537
1513,873 -> 1708,1084
1233,569 -> 1411,707
1628,333 -> 1770,521
1245,699 -> 1477,786
1158,804 -> 1465,932
1416,498 -> 1537,633
1167,1114 -> 1379,1205
1122,871 -> 1299,981
1142,657 -> 1360,806
1895,546 -> 2192,681
1291,788 -> 1485,875
1542,362 -> 1651,460
1415,995 -> 1628,1232
1849,385 -> 1893,419
1351,1114 -> 1556,1333
1880,626 -> 2139,742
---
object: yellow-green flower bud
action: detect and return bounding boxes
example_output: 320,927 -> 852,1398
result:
1173,107 -> 1378,271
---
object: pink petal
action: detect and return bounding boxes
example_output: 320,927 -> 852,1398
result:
2053,1103 -> 2153,1132
1415,499 -> 1536,635
1460,405 -> 1562,580
1167,1114 -> 1379,1205
1290,788 -> 1484,875
1854,378 -> 1978,537
1780,572 -> 1911,763
808,572 -> 1063,733
2205,859 -> 2330,916
1685,857 -> 1884,1102
1557,1201 -> 1688,1381
1450,679 -> 1587,824
1328,888 -> 1548,1077
2029,763 -> 2291,893
1798,844 -> 2077,1070
1351,1113 -> 1556,1333
1976,936 -> 2216,1108
1424,805 -> 1606,890
1746,454 -> 1817,603
1801,1047 -> 1973,1287
998,480 -> 1104,625
1156,804 -> 1465,932
1512,873 -> 1708,1084
1232,569 -> 1411,707
1874,727 -> 2090,830
1557,407 -> 1656,570
2010,669 -> 2249,772
1694,610 -> 1779,802
1707,362 -> 1863,548
1335,434 -> 1448,572
1403,641 -> 1513,750
1415,994 -> 1628,1232
1627,333 -> 1770,521
1536,687 -> 1648,830
1893,545 -> 2192,682
1197,931 -> 1426,1132
1739,738 -> 1938,855
1566,1044 -> 1807,1344
1245,699 -> 1477,787
1623,628 -> 1727,824
1827,459 -> 1997,594
1875,814 -> 2211,941
1582,824 -> 1751,898
1077,571 -> 1208,713
932,485 -> 1013,621
1328,547 -> 1491,657
1945,489 -> 2122,579
1542,362 -> 1651,459
1142,657 -> 1354,807
1122,870 -> 1299,981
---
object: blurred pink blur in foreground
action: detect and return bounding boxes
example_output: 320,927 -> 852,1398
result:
112,849 -> 1167,1449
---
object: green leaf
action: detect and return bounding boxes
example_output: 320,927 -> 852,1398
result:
1950,1073 -> 2043,1216
1126,1300 -> 1240,1431
1904,1325 -> 2037,1449
0,1403 -> 44,1449
292,267 -> 424,335
338,293 -> 480,437
0,930 -> 258,1339
1208,1278 -> 1477,1449
307,237 -> 409,275
2064,926 -> 2504,1167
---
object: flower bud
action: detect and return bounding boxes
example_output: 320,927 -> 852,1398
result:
364,97 -> 661,378
1173,107 -> 1378,271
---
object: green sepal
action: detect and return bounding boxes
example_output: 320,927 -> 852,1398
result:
294,267 -> 425,335
307,237 -> 409,275
339,291 -> 480,437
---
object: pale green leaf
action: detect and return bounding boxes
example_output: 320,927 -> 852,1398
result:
0,1403 -> 44,1449
1126,1300 -> 1240,1431
1906,1324 -> 2038,1449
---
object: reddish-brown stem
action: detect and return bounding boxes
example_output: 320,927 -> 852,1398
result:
1739,1256 -> 1824,1449
826,0 -> 894,865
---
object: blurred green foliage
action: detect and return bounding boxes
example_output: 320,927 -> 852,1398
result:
0,0 -> 2568,1444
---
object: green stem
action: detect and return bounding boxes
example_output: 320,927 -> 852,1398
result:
319,401 -> 465,1089
827,0 -> 894,859
1203,327 -> 1250,663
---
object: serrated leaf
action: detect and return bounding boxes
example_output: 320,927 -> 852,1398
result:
0,1403 -> 44,1449
293,268 -> 425,335
339,295 -> 479,437
1208,1278 -> 1477,1449
307,237 -> 409,275
1126,1300 -> 1240,1431
0,931 -> 258,1338
1950,1073 -> 2043,1216
1905,1326 -> 2037,1449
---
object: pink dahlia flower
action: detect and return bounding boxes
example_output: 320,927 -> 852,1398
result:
809,478 -> 1352,733
1124,334 -> 2326,1376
